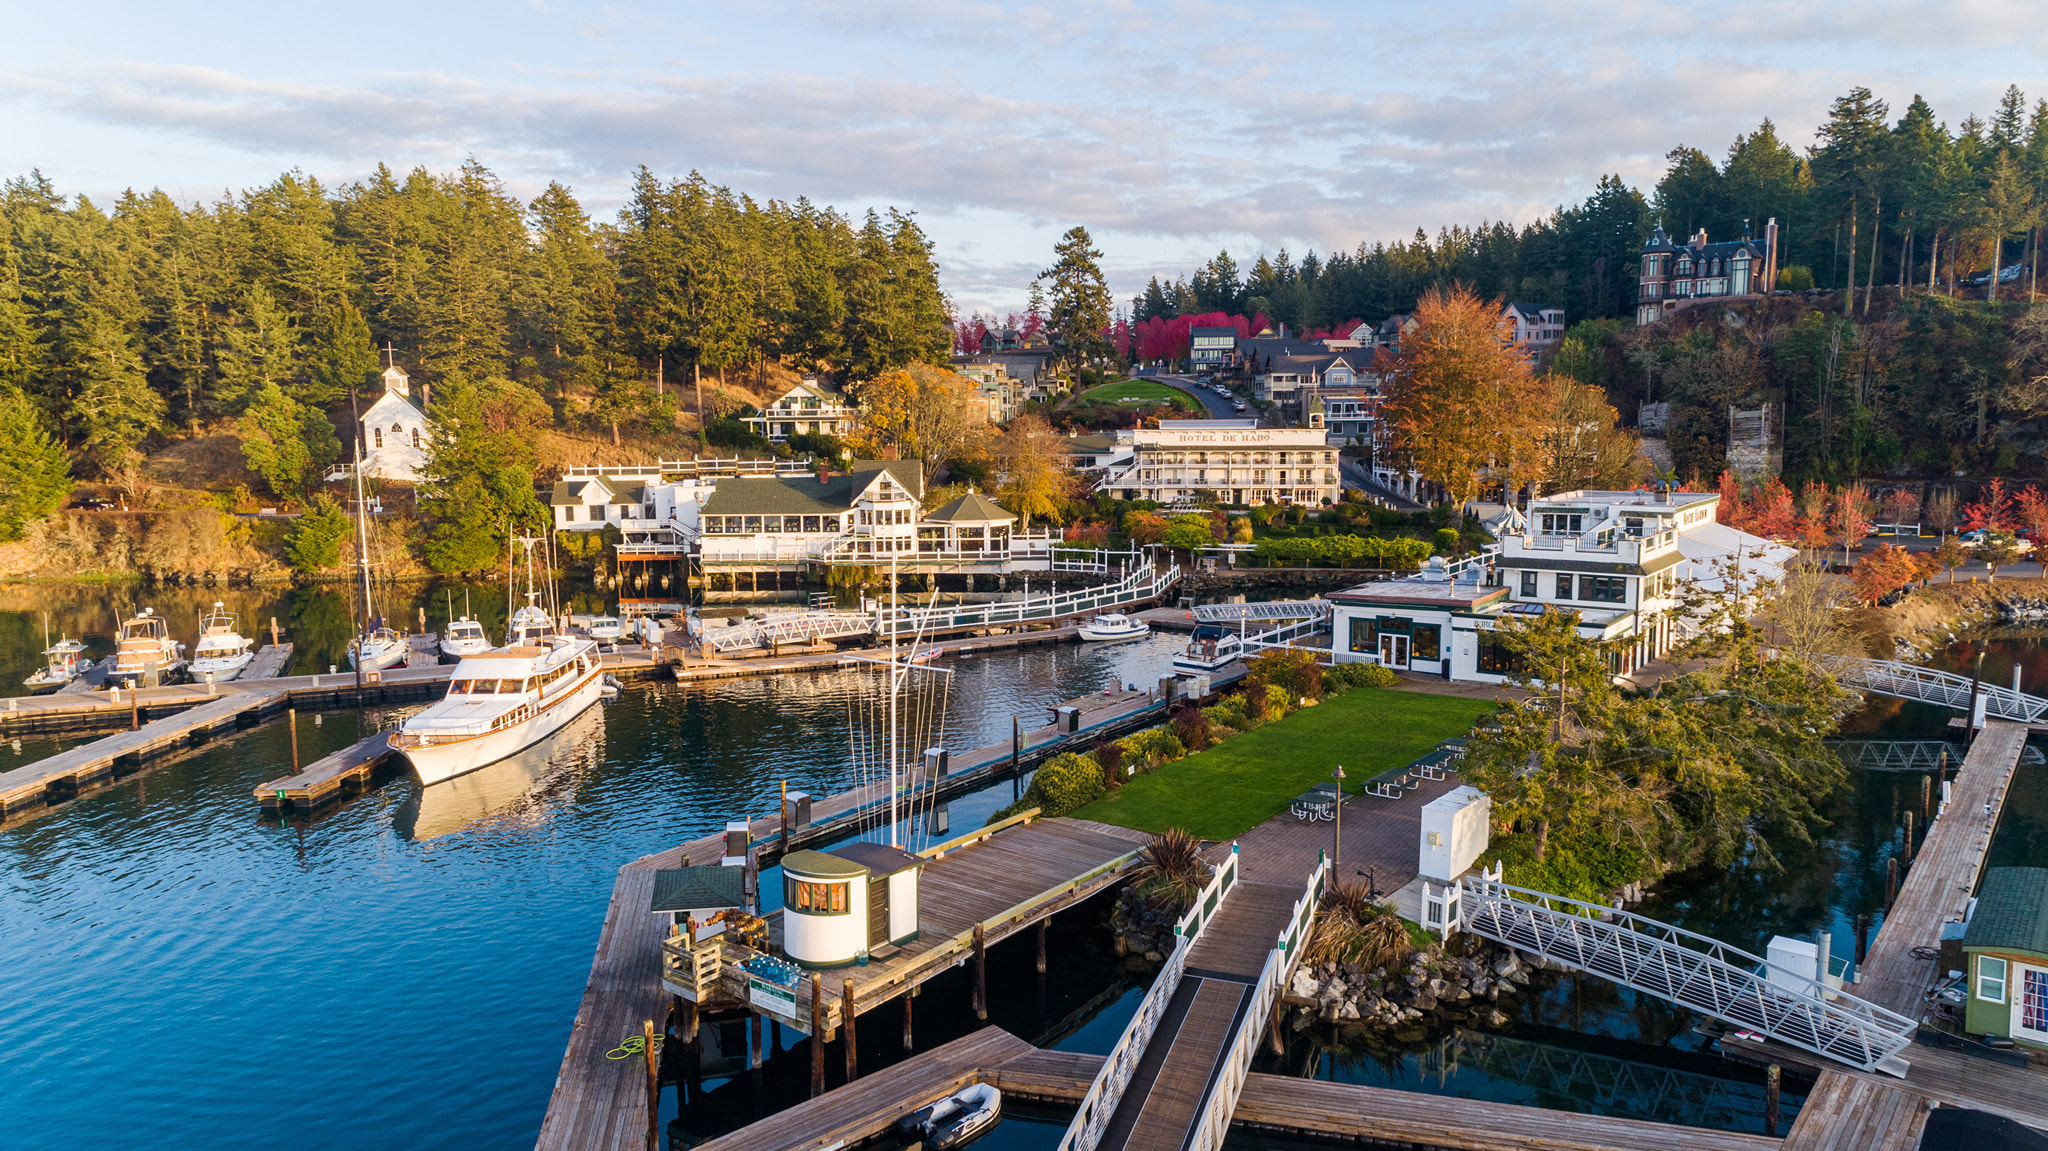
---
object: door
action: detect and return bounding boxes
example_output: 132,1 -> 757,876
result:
2018,964 -> 2048,1043
1378,633 -> 1410,669
868,877 -> 890,948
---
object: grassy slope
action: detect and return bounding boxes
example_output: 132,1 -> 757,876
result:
1074,688 -> 1496,840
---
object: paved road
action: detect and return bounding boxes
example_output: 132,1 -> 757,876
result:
1150,372 -> 1246,419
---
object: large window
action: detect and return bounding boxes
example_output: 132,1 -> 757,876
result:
1476,630 -> 1522,676
1555,573 -> 1574,599
1412,624 -> 1441,661
1348,617 -> 1378,654
1978,955 -> 2008,1002
786,877 -> 850,915
1582,576 -> 1627,603
1519,571 -> 1537,597
1539,512 -> 1583,535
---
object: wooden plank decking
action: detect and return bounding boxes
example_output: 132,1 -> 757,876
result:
1785,720 -> 2037,1151
0,687 -> 284,818
692,1028 -> 1035,1151
240,643 -> 294,680
252,730 -> 398,812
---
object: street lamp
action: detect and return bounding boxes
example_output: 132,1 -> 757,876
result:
1331,764 -> 1347,871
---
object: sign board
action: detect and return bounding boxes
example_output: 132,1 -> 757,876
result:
748,974 -> 797,1016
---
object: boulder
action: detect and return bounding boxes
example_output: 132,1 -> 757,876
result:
1492,952 -> 1521,978
1290,970 -> 1319,998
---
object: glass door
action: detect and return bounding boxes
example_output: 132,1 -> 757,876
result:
1379,633 -> 1410,669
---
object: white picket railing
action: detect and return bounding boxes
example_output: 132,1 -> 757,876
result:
875,563 -> 1181,638
1185,853 -> 1327,1151
1057,845 -> 1240,1151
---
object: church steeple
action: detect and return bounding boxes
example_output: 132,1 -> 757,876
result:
381,342 -> 409,397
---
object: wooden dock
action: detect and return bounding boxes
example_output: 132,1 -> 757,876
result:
1784,719 -> 2038,1150
252,731 -> 398,813
0,687 -> 284,819
240,643 -> 293,681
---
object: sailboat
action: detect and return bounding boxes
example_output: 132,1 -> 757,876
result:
504,535 -> 559,646
389,531 -> 604,785
346,438 -> 407,674
189,601 -> 256,681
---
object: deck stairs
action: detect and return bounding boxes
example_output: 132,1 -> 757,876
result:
1450,868 -> 1916,1075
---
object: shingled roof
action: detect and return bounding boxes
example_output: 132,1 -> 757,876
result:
925,491 -> 1015,524
699,460 -> 922,517
1965,867 -> 2048,958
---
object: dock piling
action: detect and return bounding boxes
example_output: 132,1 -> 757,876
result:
1903,811 -> 1916,863
811,975 -> 825,1098
1011,716 -> 1021,801
1036,918 -> 1048,974
842,981 -> 859,1081
973,923 -> 988,1022
288,708 -> 300,773
1886,856 -> 1899,908
902,988 -> 914,1052
130,692 -> 139,731
642,1020 -> 659,1151
1855,913 -> 1870,964
1764,1064 -> 1780,1136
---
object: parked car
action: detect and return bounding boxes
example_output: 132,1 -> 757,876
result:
76,497 -> 116,511
1232,400 -> 1248,411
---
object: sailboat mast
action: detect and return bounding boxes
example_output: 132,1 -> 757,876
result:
889,548 -> 899,848
354,439 -> 375,633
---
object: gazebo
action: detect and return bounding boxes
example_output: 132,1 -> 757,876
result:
920,490 -> 1016,557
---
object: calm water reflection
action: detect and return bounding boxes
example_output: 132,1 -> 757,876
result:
0,621 -> 1183,1151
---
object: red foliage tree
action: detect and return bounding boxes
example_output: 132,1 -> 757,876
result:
1963,478 -> 2013,531
1715,470 -> 1749,528
2013,484 -> 2048,576
1748,477 -> 1799,540
1851,544 -> 1921,605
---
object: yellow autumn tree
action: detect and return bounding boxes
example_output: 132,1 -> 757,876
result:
845,363 -> 988,472
1375,285 -> 1540,506
1531,378 -> 1643,495
990,412 -> 1072,528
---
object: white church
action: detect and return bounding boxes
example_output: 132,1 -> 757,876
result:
359,361 -> 429,482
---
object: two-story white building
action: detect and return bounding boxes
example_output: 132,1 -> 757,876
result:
1328,487 -> 1791,682
1097,420 -> 1339,507
742,379 -> 857,443
1502,303 -> 1565,351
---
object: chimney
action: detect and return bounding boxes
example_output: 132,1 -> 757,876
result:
1656,480 -> 1671,505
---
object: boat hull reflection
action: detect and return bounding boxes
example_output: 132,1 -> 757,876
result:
392,708 -> 605,842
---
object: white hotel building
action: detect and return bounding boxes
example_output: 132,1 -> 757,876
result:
1328,487 -> 1791,683
1096,420 -> 1340,507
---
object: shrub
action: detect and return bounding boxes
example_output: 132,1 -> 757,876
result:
988,752 -> 1105,825
1326,662 -> 1399,691
1131,828 -> 1209,913
1202,697 -> 1249,731
1093,738 -> 1125,786
1169,704 -> 1212,752
285,494 -> 352,574
1433,527 -> 1461,555
1776,265 -> 1814,291
1262,683 -> 1294,719
1248,648 -> 1323,702
1119,727 -> 1187,769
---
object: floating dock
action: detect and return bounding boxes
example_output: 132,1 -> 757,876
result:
252,731 -> 397,813
0,688 -> 284,819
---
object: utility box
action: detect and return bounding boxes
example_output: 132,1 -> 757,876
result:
722,821 -> 751,867
1057,706 -> 1080,733
1418,786 -> 1491,882
783,791 -> 812,831
1178,673 -> 1211,700
922,748 -> 950,784
1767,936 -> 1819,993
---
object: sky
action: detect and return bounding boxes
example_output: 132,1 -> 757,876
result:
3,0 -> 2044,317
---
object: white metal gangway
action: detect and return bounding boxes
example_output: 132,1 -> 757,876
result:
1828,739 -> 2047,772
874,563 -> 1181,638
1816,655 -> 2048,723
700,611 -> 874,654
1450,869 -> 1916,1075
1190,600 -> 1331,623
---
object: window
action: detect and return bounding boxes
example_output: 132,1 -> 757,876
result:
803,515 -> 821,533
743,516 -> 762,533
1582,576 -> 1626,603
1519,571 -> 1538,597
1978,955 -> 2008,1002
373,428 -> 384,448
764,515 -> 781,532
411,428 -> 420,448
786,877 -> 850,915
1476,630 -> 1522,676
1539,512 -> 1583,535
1348,617 -> 1378,653
2026,968 -> 2048,1033
1555,573 -> 1574,599
1412,624 -> 1441,661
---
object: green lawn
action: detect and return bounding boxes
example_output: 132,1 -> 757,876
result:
1074,689 -> 1496,840
1073,379 -> 1201,411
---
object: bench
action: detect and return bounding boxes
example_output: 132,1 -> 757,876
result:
1363,766 -> 1418,799
1290,782 -> 1341,821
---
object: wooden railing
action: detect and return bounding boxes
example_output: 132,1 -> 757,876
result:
917,808 -> 1039,859
1186,852 -> 1326,1151
1058,844 -> 1240,1151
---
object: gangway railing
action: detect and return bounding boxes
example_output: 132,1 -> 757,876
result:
1185,853 -> 1328,1151
876,564 -> 1180,639
1058,845 -> 1240,1151
1453,868 -> 1915,1074
1236,615 -> 1332,658
1815,654 -> 2048,723
702,611 -> 874,654
1422,1030 -> 1775,1130
1828,739 -> 2046,772
1191,600 -> 1330,623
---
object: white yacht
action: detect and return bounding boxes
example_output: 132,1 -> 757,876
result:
507,598 -> 557,646
388,635 -> 605,785
24,637 -> 89,694
109,608 -> 186,687
584,615 -> 624,648
440,617 -> 493,661
189,602 -> 256,681
1078,613 -> 1150,642
350,625 -> 408,673
1172,623 -> 1243,675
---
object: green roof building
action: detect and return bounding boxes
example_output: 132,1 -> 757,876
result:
1963,867 -> 2048,1047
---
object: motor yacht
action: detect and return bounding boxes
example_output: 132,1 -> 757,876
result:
388,635 -> 605,785
189,602 -> 256,681
109,608 -> 186,687
1078,613 -> 1150,642
584,615 -> 624,649
440,617 -> 493,661
24,637 -> 89,694
1172,623 -> 1244,675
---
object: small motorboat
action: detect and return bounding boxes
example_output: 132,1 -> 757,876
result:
24,637 -> 89,694
441,616 -> 493,661
1172,623 -> 1243,674
585,615 -> 624,648
1078,613 -> 1150,642
895,1083 -> 1000,1149
189,601 -> 256,681
507,598 -> 557,647
109,607 -> 186,687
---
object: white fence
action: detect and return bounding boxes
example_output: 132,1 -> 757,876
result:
875,564 -> 1181,638
1057,845 -> 1241,1151
1185,853 -> 1327,1151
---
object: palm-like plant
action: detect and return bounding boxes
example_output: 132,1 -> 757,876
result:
1130,827 -> 1208,913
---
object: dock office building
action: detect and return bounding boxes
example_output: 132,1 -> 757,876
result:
1328,487 -> 1789,682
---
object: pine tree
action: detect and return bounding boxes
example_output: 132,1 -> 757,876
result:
215,283 -> 299,413
1040,226 -> 1112,368
0,387 -> 69,539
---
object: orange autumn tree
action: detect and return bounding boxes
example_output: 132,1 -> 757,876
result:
1851,544 -> 1921,605
1376,284 -> 1539,506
